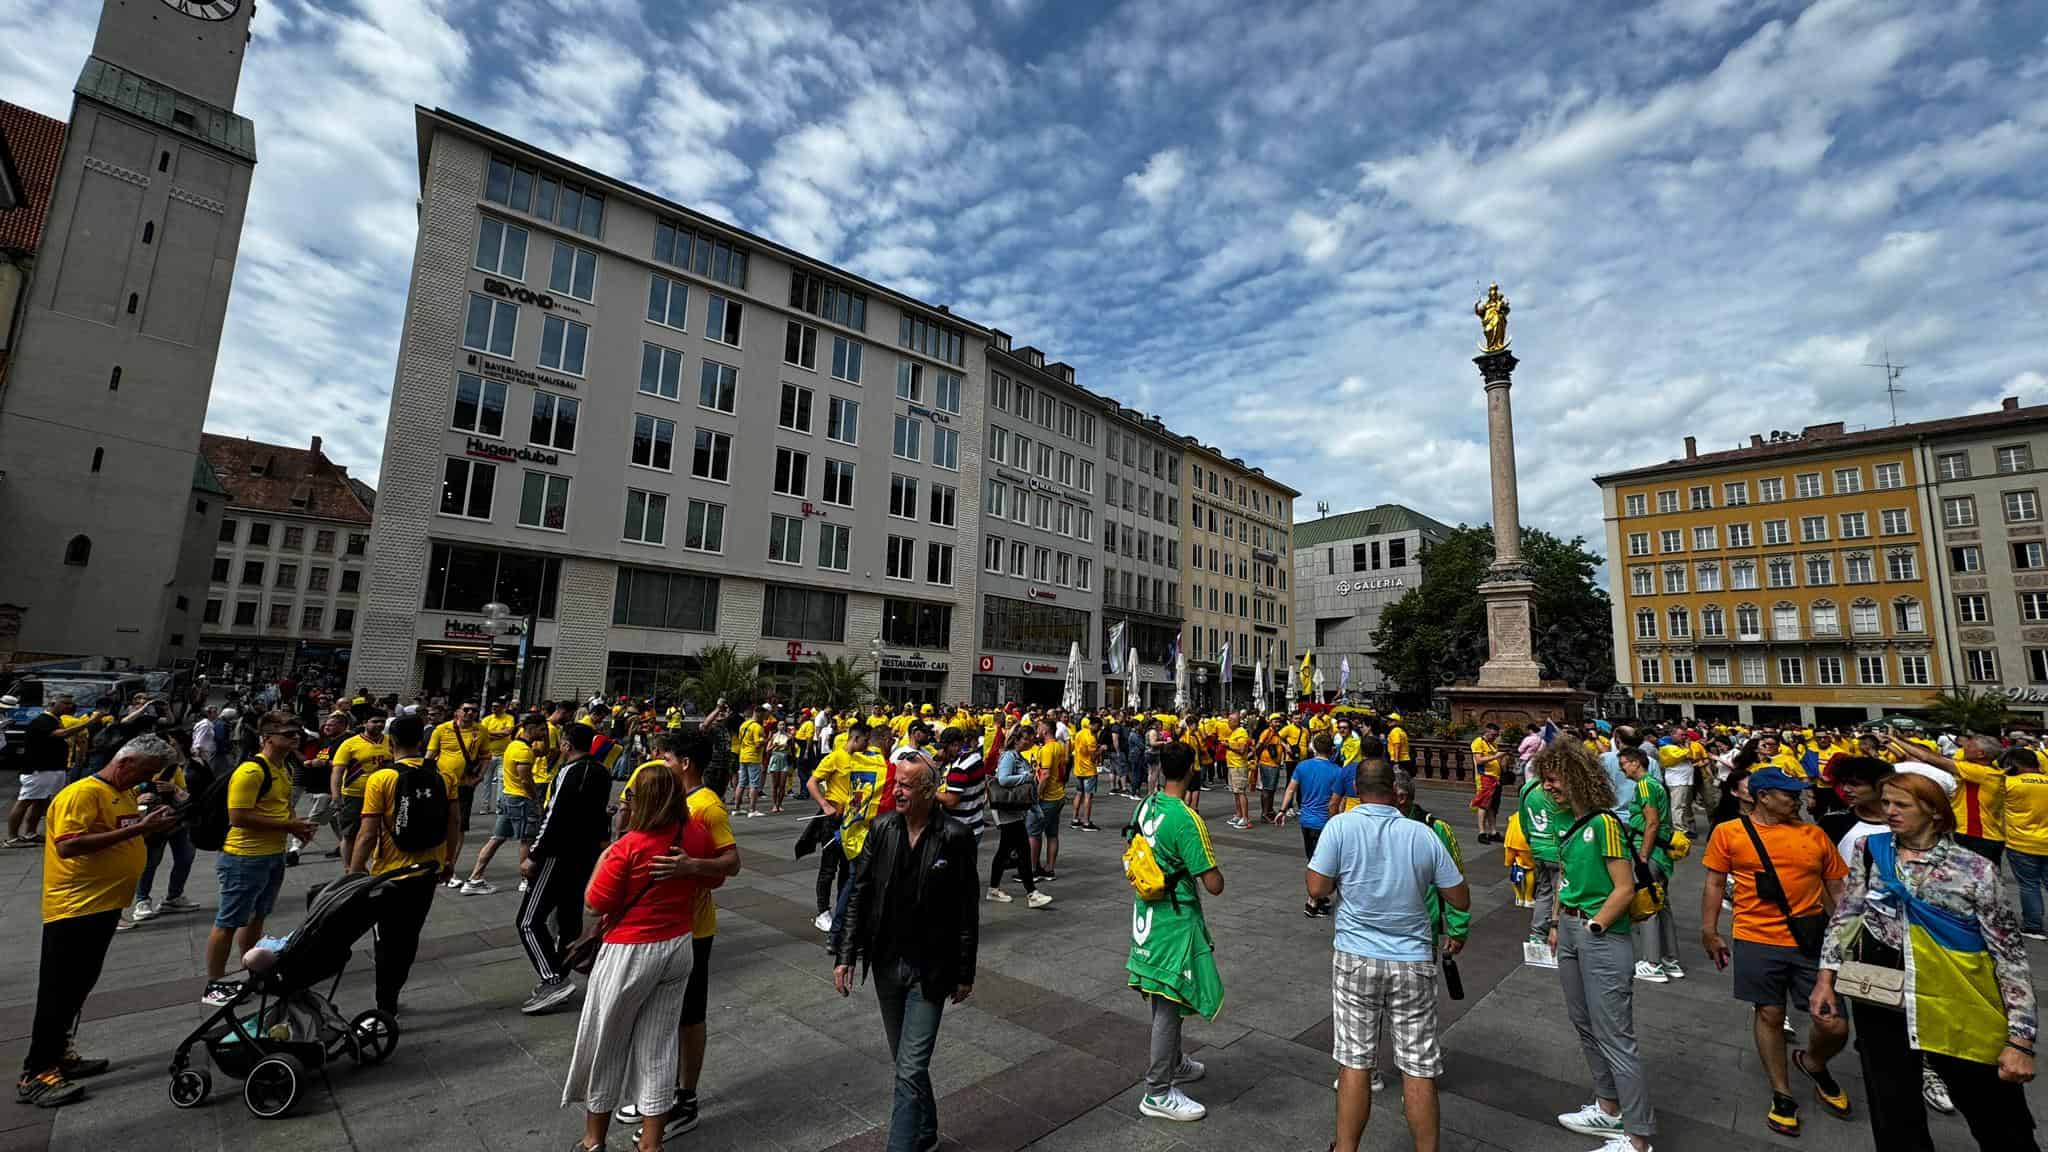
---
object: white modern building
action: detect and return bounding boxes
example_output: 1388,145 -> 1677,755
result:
1291,504 -> 1452,699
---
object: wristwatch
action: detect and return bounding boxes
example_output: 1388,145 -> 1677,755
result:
1587,920 -> 1607,936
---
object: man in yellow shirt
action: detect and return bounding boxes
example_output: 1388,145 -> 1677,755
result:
1030,721 -> 1070,878
1070,719 -> 1101,832
2002,747 -> 2048,940
329,712 -> 392,875
808,724 -> 885,931
736,705 -> 768,817
204,711 -> 317,1007
460,712 -> 547,895
426,702 -> 488,852
347,713 -> 461,1017
18,734 -> 179,1107
1386,714 -> 1412,771
1224,713 -> 1255,830
1468,722 -> 1508,845
477,699 -> 517,817
1755,732 -> 1807,780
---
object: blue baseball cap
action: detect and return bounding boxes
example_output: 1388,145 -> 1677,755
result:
1748,767 -> 1810,793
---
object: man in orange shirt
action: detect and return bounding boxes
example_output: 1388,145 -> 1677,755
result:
1700,768 -> 1850,1139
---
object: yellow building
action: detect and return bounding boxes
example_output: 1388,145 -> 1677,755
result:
1595,421 -> 1948,727
1181,444 -> 1296,711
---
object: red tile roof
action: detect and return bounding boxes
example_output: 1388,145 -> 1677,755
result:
200,433 -> 374,524
0,101 -> 65,255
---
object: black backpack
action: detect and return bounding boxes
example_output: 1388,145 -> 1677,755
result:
189,757 -> 273,852
389,758 -> 450,852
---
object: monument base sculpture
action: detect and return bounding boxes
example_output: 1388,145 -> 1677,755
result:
1441,682 -> 1592,731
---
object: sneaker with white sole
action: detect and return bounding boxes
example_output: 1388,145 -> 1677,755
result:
1172,1057 -> 1205,1083
1558,1102 -> 1625,1136
1588,1136 -> 1649,1152
460,878 -> 497,896
445,876 -> 463,890
1633,961 -> 1669,984
200,981 -> 239,1008
131,898 -> 155,922
1139,1086 -> 1206,1122
1026,891 -> 1054,909
159,896 -> 199,912
813,911 -> 833,932
518,879 -> 529,893
1660,960 -> 1686,979
986,887 -> 1013,903
1922,1064 -> 1955,1114
521,977 -> 577,1015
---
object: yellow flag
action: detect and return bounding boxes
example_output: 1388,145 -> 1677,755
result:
1297,649 -> 1314,696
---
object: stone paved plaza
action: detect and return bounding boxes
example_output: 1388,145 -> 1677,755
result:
0,779 -> 2041,1152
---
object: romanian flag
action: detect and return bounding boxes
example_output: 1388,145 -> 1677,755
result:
1867,835 -> 2009,1064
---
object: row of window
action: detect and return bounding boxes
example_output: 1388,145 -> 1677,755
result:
1104,426 -> 1175,479
980,534 -> 1095,592
1103,522 -> 1179,570
1624,446 -> 2036,521
1940,491 -> 2041,528
203,598 -> 354,635
1634,598 -> 1926,642
614,570 -> 848,644
1190,500 -> 1283,552
1960,647 -> 2048,685
476,217 -> 597,301
984,480 -> 1097,543
1104,569 -> 1180,616
1952,591 -> 2048,627
210,557 -> 362,594
1189,460 -> 1282,520
484,156 -> 605,238
1185,625 -> 1284,671
1627,509 -> 1913,556
1629,549 -> 1921,595
1325,538 -> 1409,575
987,426 -> 1095,494
1188,582 -> 1286,625
217,519 -> 366,555
1183,542 -> 1286,591
1107,474 -> 1176,524
988,373 -> 1097,447
1951,542 -> 2048,573
1637,652 -> 1931,688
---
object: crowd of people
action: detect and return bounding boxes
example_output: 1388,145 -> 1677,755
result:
9,681 -> 2044,1152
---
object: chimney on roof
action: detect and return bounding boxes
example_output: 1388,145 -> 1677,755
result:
1802,422 -> 1845,438
1684,435 -> 1697,460
2005,396 -> 2021,412
310,435 -> 322,457
1750,434 -> 1765,448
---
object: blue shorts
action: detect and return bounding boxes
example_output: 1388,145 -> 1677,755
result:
1259,764 -> 1284,792
493,794 -> 539,841
215,851 -> 286,929
1073,776 -> 1098,796
1028,798 -> 1066,839
739,761 -> 764,789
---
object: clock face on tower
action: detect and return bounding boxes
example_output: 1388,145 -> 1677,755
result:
159,0 -> 241,19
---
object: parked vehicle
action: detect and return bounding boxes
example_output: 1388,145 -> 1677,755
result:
1,672 -> 149,761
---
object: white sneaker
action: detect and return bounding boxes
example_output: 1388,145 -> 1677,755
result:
1922,1065 -> 1955,1114
813,911 -> 833,932
131,898 -> 155,922
1172,1057 -> 1205,1083
986,887 -> 1013,903
1371,1071 -> 1385,1092
518,879 -> 529,893
1027,891 -> 1054,909
460,878 -> 497,896
1633,961 -> 1669,984
1558,1102 -> 1624,1136
1588,1137 -> 1648,1152
1139,1086 -> 1206,1122
1660,960 -> 1686,979
444,876 -> 463,889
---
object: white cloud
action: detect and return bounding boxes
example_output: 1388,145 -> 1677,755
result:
1857,230 -> 1941,281
1123,148 -> 1186,205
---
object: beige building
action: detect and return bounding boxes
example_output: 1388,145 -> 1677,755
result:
1180,445 -> 1297,710
1099,402 -> 1185,709
197,434 -> 373,683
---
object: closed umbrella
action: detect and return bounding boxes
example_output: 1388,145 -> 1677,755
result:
1062,641 -> 1083,712
1253,659 -> 1267,715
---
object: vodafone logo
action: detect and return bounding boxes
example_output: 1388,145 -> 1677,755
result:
978,656 -> 995,673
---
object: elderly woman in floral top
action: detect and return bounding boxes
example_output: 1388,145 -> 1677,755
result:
1812,764 -> 2037,1152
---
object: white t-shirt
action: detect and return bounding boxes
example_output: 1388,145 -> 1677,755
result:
1836,819 -> 1888,869
1661,747 -> 1696,789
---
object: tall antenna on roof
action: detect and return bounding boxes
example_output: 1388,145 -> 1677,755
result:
1863,346 -> 1907,426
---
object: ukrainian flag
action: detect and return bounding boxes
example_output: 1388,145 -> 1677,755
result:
1867,835 -> 2009,1064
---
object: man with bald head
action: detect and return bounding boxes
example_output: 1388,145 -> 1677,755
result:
835,754 -> 980,1152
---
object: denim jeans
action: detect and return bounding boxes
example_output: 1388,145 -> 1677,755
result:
2012,849 -> 2048,934
137,825 -> 194,902
874,958 -> 946,1152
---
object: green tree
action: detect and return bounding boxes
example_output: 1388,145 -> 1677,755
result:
800,654 -> 872,713
658,643 -> 761,713
1369,524 -> 1615,705
1923,687 -> 2015,734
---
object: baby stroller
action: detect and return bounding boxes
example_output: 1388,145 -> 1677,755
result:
166,862 -> 434,1117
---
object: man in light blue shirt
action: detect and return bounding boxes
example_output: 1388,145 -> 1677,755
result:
1307,759 -> 1469,1152
1597,724 -> 1653,817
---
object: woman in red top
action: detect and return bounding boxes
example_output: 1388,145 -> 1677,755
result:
562,763 -> 702,1152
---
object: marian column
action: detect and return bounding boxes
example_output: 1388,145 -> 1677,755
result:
1472,285 -> 1544,689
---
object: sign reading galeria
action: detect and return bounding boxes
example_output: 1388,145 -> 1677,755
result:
1336,577 -> 1406,596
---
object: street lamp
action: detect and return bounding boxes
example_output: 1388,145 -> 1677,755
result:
481,601 -> 520,701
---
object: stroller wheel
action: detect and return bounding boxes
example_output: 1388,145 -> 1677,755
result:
347,1010 -> 399,1066
168,1068 -> 211,1109
243,1053 -> 303,1118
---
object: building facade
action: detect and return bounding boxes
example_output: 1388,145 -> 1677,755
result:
969,336 -> 1103,708
1180,446 -> 1298,711
197,434 -> 374,683
354,110 -> 985,705
1291,504 -> 1453,698
0,0 -> 257,667
1596,419 -> 1962,726
1099,403 -> 1184,709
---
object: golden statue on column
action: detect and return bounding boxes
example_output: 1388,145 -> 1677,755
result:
1474,283 -> 1510,353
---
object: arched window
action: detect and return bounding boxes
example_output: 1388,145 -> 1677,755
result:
1700,604 -> 1726,637
1772,601 -> 1801,640
1810,599 -> 1839,636
63,535 -> 91,566
1667,606 -> 1691,638
1850,598 -> 1880,635
1635,607 -> 1658,639
1735,603 -> 1761,640
1892,597 -> 1924,634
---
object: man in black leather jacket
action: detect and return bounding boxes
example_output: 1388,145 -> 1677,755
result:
834,757 -> 978,1152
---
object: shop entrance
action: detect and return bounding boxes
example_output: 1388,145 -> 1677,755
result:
419,643 -> 544,705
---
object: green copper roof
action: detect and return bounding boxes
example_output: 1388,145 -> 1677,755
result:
76,57 -> 256,163
1291,503 -> 1456,549
192,453 -> 228,496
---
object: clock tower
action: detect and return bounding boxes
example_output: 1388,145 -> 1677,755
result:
0,0 -> 257,666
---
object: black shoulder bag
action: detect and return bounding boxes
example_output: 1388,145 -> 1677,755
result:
1739,816 -> 1828,959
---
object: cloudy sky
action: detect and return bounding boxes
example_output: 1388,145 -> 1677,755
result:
4,0 -> 2044,555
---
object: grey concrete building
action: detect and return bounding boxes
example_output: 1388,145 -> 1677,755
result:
1921,397 -> 2048,723
1099,402 -> 1184,709
0,0 -> 257,668
972,336 -> 1105,708
1291,504 -> 1453,700
353,109 -> 985,705
1181,446 -> 1298,711
197,434 -> 374,683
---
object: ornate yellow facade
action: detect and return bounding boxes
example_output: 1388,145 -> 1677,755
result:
1598,438 -> 1948,725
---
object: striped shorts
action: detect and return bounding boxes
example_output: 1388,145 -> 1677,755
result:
561,932 -> 695,1116
1330,950 -> 1442,1078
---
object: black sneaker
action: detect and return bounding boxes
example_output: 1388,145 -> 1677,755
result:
1039,870 -> 1057,882
16,1070 -> 83,1108
1083,822 -> 1101,831
57,1053 -> 108,1079
665,1091 -> 700,1138
1304,901 -> 1320,918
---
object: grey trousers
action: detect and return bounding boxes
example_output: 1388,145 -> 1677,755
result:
1668,783 -> 1695,832
1632,862 -> 1678,966
1528,862 -> 1559,936
1145,993 -> 1185,1094
1557,916 -> 1654,1138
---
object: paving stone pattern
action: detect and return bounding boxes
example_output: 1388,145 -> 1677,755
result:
0,781 -> 2040,1151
